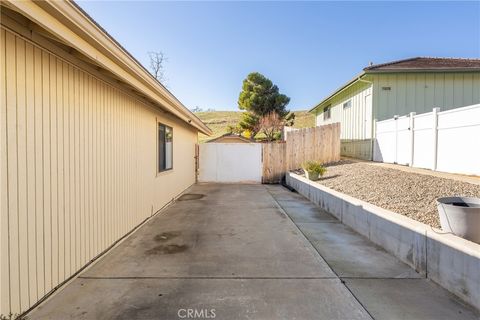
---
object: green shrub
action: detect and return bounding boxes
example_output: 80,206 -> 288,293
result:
302,161 -> 327,176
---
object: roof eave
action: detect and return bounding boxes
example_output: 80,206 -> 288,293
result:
308,71 -> 367,113
309,65 -> 480,114
363,68 -> 480,73
6,0 -> 212,135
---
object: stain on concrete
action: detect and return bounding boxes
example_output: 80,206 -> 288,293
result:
178,193 -> 205,201
145,244 -> 188,255
406,248 -> 413,263
216,232 -> 236,238
275,210 -> 287,219
154,232 -> 180,242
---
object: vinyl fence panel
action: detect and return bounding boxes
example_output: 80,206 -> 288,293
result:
436,105 -> 480,175
412,112 -> 435,170
373,119 -> 396,163
395,115 -> 412,166
374,104 -> 480,176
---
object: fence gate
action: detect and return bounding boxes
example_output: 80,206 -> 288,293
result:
198,143 -> 262,183
374,105 -> 480,176
262,143 -> 286,183
374,115 -> 412,166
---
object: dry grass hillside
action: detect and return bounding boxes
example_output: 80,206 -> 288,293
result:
195,110 -> 315,142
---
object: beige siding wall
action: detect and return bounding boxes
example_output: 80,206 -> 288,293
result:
372,72 -> 480,121
315,82 -> 373,140
1,26 -> 197,317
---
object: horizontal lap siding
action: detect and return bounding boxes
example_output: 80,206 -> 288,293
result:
0,27 -> 197,317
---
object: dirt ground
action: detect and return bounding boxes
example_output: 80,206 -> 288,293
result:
297,160 -> 480,228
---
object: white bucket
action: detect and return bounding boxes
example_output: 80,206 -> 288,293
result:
437,197 -> 480,244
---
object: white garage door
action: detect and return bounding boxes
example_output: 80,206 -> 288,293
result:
198,143 -> 262,183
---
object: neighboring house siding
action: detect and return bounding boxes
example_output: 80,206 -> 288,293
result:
316,82 -> 372,140
315,82 -> 373,159
372,72 -> 480,121
314,71 -> 480,160
1,27 -> 197,317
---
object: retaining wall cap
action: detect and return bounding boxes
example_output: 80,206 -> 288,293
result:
427,228 -> 480,258
288,172 -> 480,254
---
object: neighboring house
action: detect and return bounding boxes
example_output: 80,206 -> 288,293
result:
310,57 -> 480,160
0,1 -> 211,317
206,133 -> 252,143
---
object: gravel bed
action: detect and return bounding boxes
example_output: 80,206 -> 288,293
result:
295,161 -> 480,228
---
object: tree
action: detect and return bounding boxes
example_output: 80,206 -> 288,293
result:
148,51 -> 167,84
258,112 -> 284,141
258,111 -> 296,141
237,72 -> 294,140
226,124 -> 243,135
191,106 -> 203,112
239,112 -> 261,139
238,72 -> 291,118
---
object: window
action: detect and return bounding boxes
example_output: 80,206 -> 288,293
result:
343,100 -> 352,109
158,123 -> 173,172
323,106 -> 331,120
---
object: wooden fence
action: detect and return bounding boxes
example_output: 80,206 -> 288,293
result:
262,123 -> 341,183
262,143 -> 287,184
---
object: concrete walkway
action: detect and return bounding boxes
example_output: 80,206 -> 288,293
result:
26,184 -> 479,320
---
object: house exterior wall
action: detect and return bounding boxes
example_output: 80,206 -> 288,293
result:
1,26 -> 198,317
371,72 -> 480,121
314,71 -> 480,160
315,82 -> 373,159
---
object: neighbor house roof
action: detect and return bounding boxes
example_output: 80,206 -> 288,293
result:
309,57 -> 480,112
3,0 -> 212,135
364,57 -> 480,72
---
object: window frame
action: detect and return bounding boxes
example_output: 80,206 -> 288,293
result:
157,122 -> 173,174
323,105 -> 331,120
343,100 -> 352,109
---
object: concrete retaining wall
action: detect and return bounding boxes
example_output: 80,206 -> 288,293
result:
286,172 -> 480,311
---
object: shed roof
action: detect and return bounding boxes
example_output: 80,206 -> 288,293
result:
206,133 -> 252,143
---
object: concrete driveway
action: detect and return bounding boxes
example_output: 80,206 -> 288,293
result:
27,184 -> 479,320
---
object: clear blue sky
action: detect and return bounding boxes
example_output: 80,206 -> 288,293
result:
78,1 -> 480,111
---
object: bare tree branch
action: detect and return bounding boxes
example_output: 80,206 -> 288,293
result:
258,112 -> 285,141
148,51 -> 167,84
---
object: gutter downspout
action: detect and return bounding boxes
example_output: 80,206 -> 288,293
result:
357,75 -> 375,160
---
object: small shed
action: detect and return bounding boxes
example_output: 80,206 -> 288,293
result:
206,133 -> 252,143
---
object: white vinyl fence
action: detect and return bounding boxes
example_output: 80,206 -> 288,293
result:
374,104 -> 480,176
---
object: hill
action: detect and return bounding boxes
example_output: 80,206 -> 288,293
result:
195,110 -> 315,143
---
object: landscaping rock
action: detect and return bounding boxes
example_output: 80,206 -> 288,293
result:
299,161 -> 480,228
